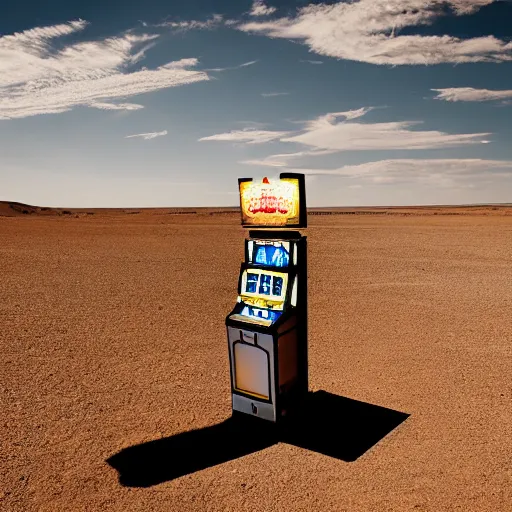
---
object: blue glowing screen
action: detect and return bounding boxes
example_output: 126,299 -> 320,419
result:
240,305 -> 282,324
253,245 -> 289,267
246,273 -> 259,294
245,273 -> 285,297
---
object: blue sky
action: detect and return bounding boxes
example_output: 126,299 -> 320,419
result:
1,0 -> 512,207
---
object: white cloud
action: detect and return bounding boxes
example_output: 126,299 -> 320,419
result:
198,128 -> 290,144
0,21 -> 209,120
239,60 -> 258,67
161,58 -> 202,69
250,1 -> 277,16
311,107 -> 374,124
261,92 -> 289,97
237,0 -> 512,65
205,60 -> 258,72
204,106 -> 491,153
125,130 -> 167,140
297,158 -> 512,186
241,159 -> 288,168
158,14 -> 225,31
282,108 -> 490,151
89,102 -> 144,110
445,0 -> 495,15
432,87 -> 512,102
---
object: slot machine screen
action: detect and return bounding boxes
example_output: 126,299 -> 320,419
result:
241,269 -> 288,302
249,241 -> 290,268
238,305 -> 282,325
238,174 -> 306,228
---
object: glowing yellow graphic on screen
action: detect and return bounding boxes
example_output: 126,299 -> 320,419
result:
240,177 -> 300,226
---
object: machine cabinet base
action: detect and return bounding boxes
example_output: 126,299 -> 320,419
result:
227,318 -> 302,423
232,393 -> 276,422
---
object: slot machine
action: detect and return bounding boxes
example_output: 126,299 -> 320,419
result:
226,173 -> 308,423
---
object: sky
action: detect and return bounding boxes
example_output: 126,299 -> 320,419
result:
1,0 -> 512,207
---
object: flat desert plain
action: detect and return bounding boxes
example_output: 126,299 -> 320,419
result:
1,206 -> 512,511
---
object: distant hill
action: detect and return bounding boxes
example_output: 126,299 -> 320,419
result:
0,201 -> 61,216
0,201 -> 241,217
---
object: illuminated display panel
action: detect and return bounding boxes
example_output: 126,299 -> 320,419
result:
239,174 -> 306,228
232,306 -> 282,326
249,241 -> 290,268
229,303 -> 283,326
240,269 -> 288,309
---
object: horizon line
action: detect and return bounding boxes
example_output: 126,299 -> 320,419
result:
2,200 -> 512,210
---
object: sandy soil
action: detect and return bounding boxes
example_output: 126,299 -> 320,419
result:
1,209 -> 511,511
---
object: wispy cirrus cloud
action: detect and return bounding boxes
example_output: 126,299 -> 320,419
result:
432,87 -> 512,102
125,130 -> 167,140
299,59 -> 324,65
296,158 -> 512,186
207,106 -> 490,153
156,14 -> 241,32
157,14 -> 225,31
89,102 -> 144,110
205,60 -> 258,72
241,158 -> 288,168
282,110 -> 490,151
0,21 -> 209,120
249,1 -> 277,17
237,0 -> 512,65
314,107 -> 375,123
198,128 -> 290,144
239,60 -> 258,67
261,92 -> 289,97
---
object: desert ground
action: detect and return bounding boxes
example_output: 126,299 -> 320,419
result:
1,204 -> 511,511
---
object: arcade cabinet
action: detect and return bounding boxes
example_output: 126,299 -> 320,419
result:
226,173 -> 308,423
